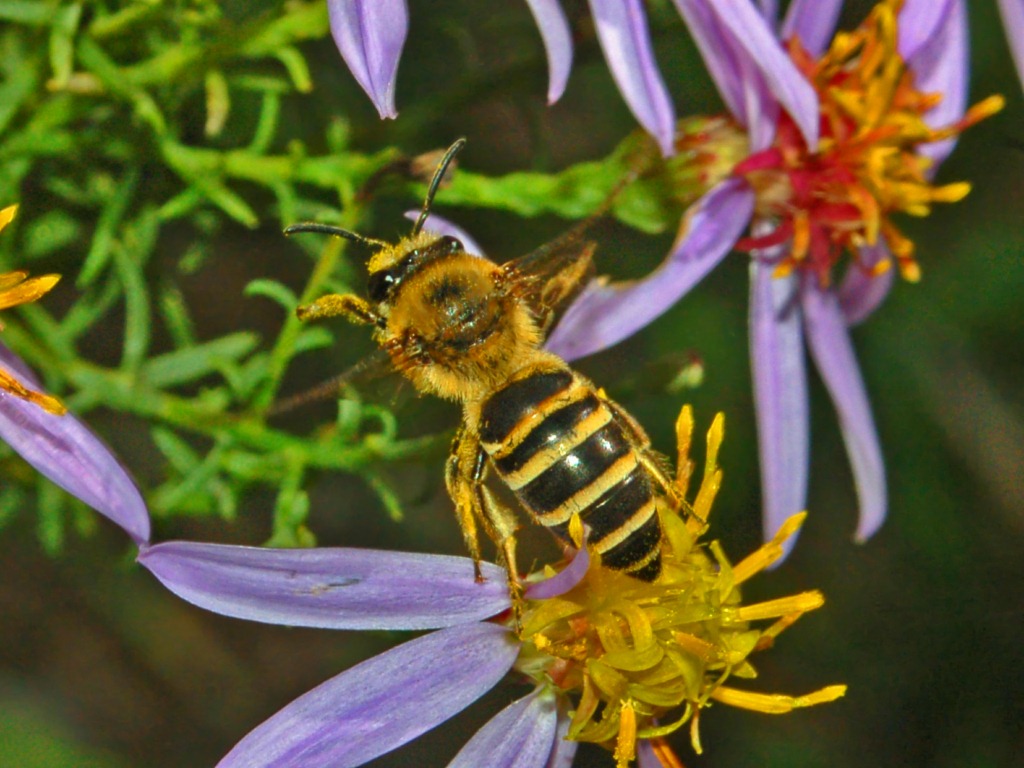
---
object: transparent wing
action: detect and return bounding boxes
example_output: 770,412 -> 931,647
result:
500,230 -> 597,334
269,347 -> 399,416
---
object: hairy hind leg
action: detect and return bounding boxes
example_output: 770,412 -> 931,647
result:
446,426 -> 525,627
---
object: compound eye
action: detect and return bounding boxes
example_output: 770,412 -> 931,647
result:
367,269 -> 396,303
438,235 -> 463,253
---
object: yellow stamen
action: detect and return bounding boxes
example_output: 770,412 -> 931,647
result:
737,0 -> 1001,289
614,700 -> 638,768
791,210 -> 811,262
674,405 -> 695,497
0,368 -> 67,415
730,591 -> 825,622
689,708 -> 703,755
568,512 -> 585,548
710,684 -> 847,714
0,204 -> 16,231
0,203 -> 66,415
651,738 -> 687,768
732,512 -> 807,584
0,273 -> 61,310
516,410 -> 841,764
689,412 -> 723,531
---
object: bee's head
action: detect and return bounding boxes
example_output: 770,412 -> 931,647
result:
364,231 -> 467,309
284,137 -> 467,301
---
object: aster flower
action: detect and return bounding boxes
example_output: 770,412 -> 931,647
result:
0,204 -> 150,545
329,1 -> 677,155
547,0 -> 1003,554
138,408 -> 843,767
997,0 -> 1024,91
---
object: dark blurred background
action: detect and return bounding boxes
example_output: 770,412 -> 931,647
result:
1,1 -> 1022,766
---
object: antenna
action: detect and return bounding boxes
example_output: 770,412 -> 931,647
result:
411,138 -> 467,237
283,222 -> 389,250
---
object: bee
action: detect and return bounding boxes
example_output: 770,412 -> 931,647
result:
286,139 -> 688,598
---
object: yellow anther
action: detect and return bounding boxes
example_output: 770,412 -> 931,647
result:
0,204 -> 17,230
613,700 -> 638,768
732,512 -> 807,585
732,590 -> 825,622
710,684 -> 847,714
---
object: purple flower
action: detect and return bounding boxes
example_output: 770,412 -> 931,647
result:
547,0 -> 1001,555
137,412 -> 843,767
327,0 -> 408,119
139,541 -> 567,767
586,0 -> 676,155
998,0 -> 1024,91
0,205 -> 149,545
0,344 -> 150,545
329,1 -> 679,154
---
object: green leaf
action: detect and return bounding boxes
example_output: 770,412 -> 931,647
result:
363,471 -> 404,522
0,56 -> 39,135
244,278 -> 297,310
48,3 -> 83,88
151,427 -> 200,473
141,332 -> 261,389
36,481 -> 65,555
158,284 -> 197,349
0,486 -> 26,531
275,46 -> 312,93
77,168 -> 140,287
247,90 -> 281,155
111,241 -> 151,373
22,208 -> 81,259
293,326 -> 334,354
204,69 -> 230,137
0,1 -> 54,25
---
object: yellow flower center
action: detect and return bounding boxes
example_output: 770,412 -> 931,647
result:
733,0 -> 1003,284
0,204 -> 66,415
513,409 -> 844,766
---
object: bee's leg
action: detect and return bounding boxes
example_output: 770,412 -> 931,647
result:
296,294 -> 382,326
446,427 -> 524,629
597,391 -> 695,517
445,426 -> 486,582
478,483 -> 525,632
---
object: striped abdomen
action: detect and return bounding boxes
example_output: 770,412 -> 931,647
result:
478,367 -> 662,580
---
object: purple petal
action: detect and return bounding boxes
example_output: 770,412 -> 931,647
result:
838,242 -> 894,325
138,541 -> 511,630
525,545 -> 589,599
218,622 -> 518,768
674,0 -> 819,149
756,0 -> 779,27
327,0 -> 408,120
801,283 -> 887,541
781,0 -> 843,58
998,0 -> 1024,93
897,0 -> 955,60
546,179 -> 754,362
749,256 -> 808,556
544,708 -> 576,768
524,0 -> 574,104
588,0 -> 677,156
671,0 -> 757,132
0,342 -> 150,545
447,688 -> 559,768
899,0 -> 966,166
404,211 -> 485,257
711,0 -> 820,148
636,739 -> 661,768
